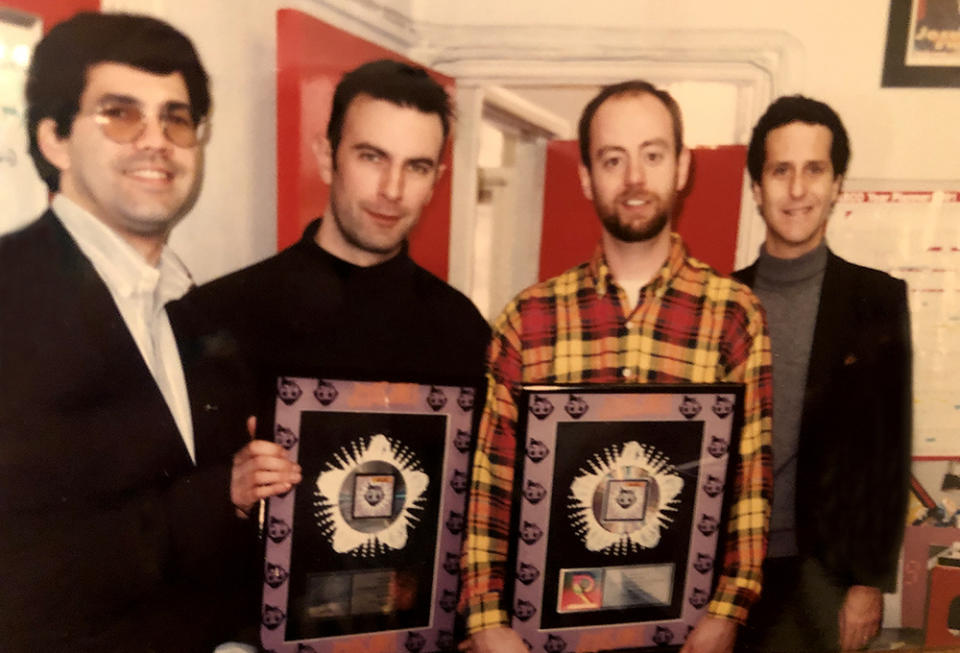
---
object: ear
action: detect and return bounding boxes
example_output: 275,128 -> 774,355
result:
423,162 -> 446,205
577,163 -> 594,201
676,146 -> 691,192
36,118 -> 71,173
751,181 -> 763,211
312,135 -> 333,185
433,162 -> 447,184
830,174 -> 844,205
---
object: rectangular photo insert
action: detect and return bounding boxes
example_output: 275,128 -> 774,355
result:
602,564 -> 674,609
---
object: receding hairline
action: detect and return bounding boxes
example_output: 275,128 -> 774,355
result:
584,90 -> 681,159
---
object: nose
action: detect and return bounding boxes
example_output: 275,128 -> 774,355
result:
380,163 -> 404,201
625,158 -> 645,188
134,115 -> 172,152
789,170 -> 805,199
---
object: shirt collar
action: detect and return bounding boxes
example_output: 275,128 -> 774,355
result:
588,231 -> 687,299
52,194 -> 192,304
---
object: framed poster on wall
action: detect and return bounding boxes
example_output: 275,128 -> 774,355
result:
883,0 -> 960,87
508,384 -> 743,652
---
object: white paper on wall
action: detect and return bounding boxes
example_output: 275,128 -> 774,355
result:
827,186 -> 960,458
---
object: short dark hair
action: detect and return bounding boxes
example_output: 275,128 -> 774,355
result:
578,80 -> 684,168
747,94 -> 850,183
26,11 -> 210,192
326,59 -> 452,157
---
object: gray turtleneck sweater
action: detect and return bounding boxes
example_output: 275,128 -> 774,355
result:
752,241 -> 828,558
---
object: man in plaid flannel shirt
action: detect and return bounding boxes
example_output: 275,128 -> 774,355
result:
460,80 -> 773,653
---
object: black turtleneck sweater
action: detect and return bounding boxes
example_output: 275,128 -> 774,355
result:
175,219 -> 491,434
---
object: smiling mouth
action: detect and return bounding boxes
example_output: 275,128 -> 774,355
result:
782,206 -> 814,217
365,209 -> 403,224
127,168 -> 174,182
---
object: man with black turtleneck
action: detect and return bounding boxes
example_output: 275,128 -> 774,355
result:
178,57 -> 488,404
733,96 -> 911,653
172,60 -> 489,510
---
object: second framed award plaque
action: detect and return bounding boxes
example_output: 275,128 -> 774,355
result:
508,384 -> 744,652
260,377 -> 480,652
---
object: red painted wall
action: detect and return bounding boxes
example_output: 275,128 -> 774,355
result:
4,0 -> 100,32
539,142 -> 747,279
276,9 -> 454,280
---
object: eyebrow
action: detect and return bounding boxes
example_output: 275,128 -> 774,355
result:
96,93 -> 192,112
595,138 -> 670,157
353,141 -> 438,168
764,158 -> 830,168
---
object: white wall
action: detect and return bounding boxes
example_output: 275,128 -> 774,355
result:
416,0 -> 959,184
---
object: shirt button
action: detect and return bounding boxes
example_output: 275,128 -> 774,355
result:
621,367 -> 632,378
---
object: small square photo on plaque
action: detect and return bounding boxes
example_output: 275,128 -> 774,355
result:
558,568 -> 604,612
304,572 -> 351,620
352,474 -> 395,519
603,479 -> 649,522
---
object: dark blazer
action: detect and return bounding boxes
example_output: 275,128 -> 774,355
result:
0,211 -> 255,651
734,249 -> 911,591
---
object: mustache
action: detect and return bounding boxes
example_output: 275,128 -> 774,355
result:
617,187 -> 660,203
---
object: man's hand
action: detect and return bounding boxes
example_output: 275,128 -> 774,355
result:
838,585 -> 882,650
462,626 -> 528,653
231,416 -> 302,517
680,615 -> 737,653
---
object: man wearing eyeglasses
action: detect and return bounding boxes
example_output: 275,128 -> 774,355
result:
0,12 -> 276,651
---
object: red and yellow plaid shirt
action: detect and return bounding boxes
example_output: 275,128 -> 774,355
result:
461,233 -> 773,633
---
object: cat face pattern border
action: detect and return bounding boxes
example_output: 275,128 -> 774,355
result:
261,378 -> 477,652
512,386 -> 739,651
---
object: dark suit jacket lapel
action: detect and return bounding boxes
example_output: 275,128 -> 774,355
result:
802,250 -> 852,423
45,211 -> 194,469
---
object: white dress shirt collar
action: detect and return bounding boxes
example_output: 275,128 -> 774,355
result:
52,194 -> 193,303
51,194 -> 197,462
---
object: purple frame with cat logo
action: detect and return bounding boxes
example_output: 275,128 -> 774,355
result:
260,378 -> 480,653
508,383 -> 743,653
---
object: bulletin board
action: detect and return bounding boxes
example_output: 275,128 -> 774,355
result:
824,182 -> 960,458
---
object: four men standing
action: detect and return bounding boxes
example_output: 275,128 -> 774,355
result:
2,10 -> 913,653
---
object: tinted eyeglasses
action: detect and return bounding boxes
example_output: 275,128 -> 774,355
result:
91,99 -> 205,148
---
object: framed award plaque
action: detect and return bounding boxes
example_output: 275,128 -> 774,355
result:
508,384 -> 744,652
260,377 -> 480,652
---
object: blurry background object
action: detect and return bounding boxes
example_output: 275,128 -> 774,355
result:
0,8 -> 45,235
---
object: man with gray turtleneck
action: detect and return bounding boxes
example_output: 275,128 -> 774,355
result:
733,96 -> 911,653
